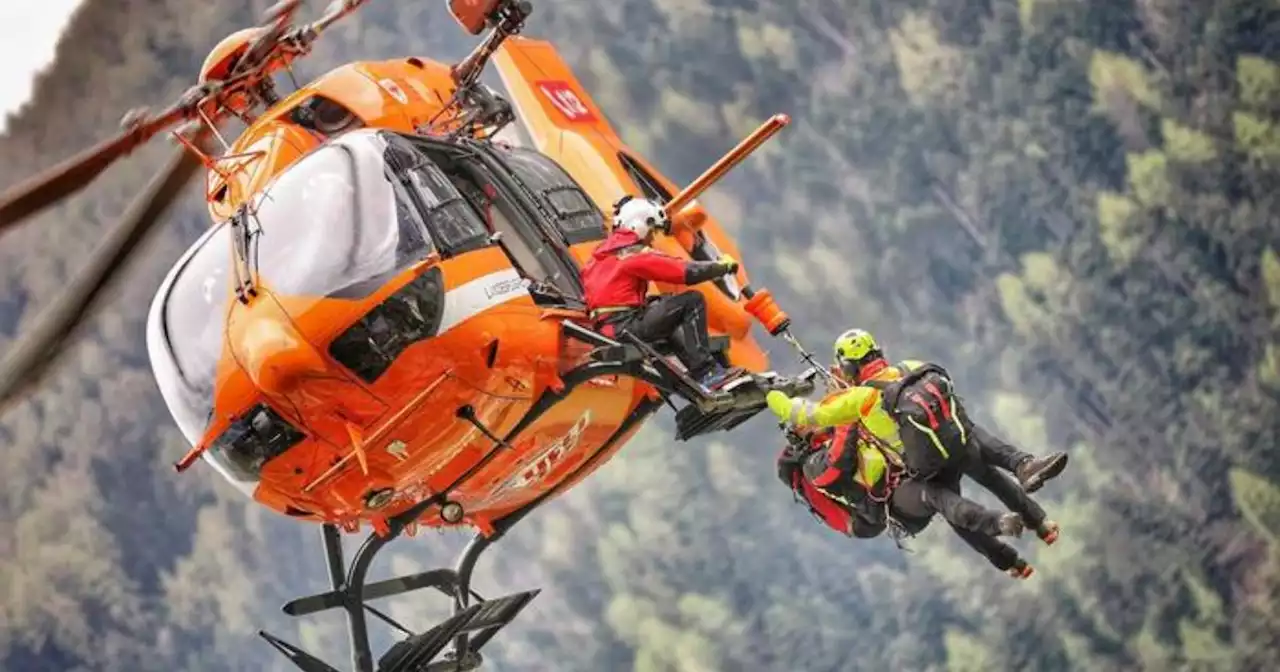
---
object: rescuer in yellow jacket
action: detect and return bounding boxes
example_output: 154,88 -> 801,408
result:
767,328 -> 1067,549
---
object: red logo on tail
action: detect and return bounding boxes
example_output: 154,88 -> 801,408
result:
537,81 -> 597,122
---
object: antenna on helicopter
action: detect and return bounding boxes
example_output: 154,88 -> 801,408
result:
0,0 -> 372,413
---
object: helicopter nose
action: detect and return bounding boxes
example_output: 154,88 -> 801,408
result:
235,311 -> 329,396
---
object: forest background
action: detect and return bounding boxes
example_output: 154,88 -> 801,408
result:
1,1 -> 1279,670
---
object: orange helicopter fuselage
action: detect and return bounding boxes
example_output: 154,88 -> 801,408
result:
171,40 -> 773,536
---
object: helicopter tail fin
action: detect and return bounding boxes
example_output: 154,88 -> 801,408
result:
491,36 -> 623,150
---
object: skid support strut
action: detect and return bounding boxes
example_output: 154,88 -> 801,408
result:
260,492 -> 537,672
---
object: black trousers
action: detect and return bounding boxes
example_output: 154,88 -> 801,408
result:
607,291 -> 716,377
890,477 -> 1020,571
966,423 -> 1046,528
901,413 -> 1046,529
889,424 -> 1044,571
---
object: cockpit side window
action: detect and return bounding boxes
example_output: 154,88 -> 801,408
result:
393,150 -> 492,258
164,223 -> 233,395
147,221 -> 234,450
497,147 -> 608,246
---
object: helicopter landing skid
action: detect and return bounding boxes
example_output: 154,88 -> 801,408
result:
258,516 -> 536,672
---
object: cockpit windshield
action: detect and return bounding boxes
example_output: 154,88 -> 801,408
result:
249,135 -> 437,299
147,223 -> 232,449
146,130 -> 448,454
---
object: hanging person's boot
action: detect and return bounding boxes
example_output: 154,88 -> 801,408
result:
1035,520 -> 1060,546
1007,558 -> 1034,579
1014,452 -> 1069,493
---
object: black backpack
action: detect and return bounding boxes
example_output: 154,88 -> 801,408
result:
865,362 -> 970,478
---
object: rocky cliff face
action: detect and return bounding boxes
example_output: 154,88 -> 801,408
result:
2,1 -> 1279,671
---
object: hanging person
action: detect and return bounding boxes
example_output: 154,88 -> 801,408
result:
766,328 -> 1068,546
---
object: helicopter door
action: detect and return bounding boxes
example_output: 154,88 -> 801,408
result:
382,133 -> 586,304
435,148 -> 586,304
465,170 -> 583,304
448,174 -> 554,285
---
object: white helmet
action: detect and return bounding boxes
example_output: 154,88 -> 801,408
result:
612,196 -> 669,239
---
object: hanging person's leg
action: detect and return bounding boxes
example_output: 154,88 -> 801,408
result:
967,422 -> 1068,494
948,524 -> 1034,579
890,479 -> 1029,577
904,468 -> 1024,539
960,421 -> 1064,544
961,449 -> 1060,545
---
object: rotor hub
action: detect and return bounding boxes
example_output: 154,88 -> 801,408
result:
200,28 -> 266,84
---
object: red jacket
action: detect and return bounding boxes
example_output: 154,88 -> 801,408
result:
785,426 -> 893,538
780,428 -> 853,536
796,473 -> 854,535
580,230 -> 691,313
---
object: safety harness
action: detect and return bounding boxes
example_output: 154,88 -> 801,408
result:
777,425 -> 912,547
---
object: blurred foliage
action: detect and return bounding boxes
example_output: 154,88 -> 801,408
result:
2,0 -> 1280,671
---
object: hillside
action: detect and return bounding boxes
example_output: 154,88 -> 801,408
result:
1,0 -> 1279,671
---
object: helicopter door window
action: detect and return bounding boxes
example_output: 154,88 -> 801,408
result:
402,162 -> 491,257
496,146 -> 608,246
439,169 -> 569,303
470,185 -> 565,298
448,154 -> 586,302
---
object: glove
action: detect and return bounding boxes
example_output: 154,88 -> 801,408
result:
717,255 -> 739,275
766,390 -> 792,420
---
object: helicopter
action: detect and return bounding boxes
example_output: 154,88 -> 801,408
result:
0,1 -> 828,670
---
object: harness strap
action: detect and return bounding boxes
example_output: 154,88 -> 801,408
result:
589,305 -> 635,320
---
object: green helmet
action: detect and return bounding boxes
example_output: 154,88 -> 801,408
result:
833,328 -> 882,379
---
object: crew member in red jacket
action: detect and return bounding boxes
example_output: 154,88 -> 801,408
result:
580,195 -> 741,390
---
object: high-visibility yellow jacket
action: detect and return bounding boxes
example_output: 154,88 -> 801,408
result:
766,359 -> 931,451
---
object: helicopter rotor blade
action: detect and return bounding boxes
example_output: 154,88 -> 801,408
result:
0,91 -> 206,235
0,0 -> 378,237
0,124 -> 213,414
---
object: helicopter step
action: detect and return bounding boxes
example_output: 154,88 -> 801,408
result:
375,589 -> 540,671
560,319 -> 817,441
560,320 -> 736,413
672,368 -> 817,441
615,331 -> 742,414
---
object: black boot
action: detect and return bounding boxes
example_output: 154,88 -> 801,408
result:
1014,452 -> 1069,493
1006,558 -> 1034,580
1036,520 -> 1060,546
